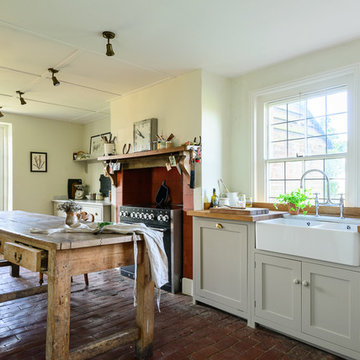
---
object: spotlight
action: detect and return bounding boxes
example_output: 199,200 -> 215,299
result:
0,107 -> 3,118
102,31 -> 115,56
16,91 -> 26,105
48,68 -> 60,86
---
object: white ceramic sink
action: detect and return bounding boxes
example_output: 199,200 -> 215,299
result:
256,217 -> 360,266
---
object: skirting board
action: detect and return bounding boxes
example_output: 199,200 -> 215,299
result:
182,278 -> 193,296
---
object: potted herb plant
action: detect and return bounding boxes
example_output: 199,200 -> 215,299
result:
58,200 -> 82,226
274,188 -> 311,215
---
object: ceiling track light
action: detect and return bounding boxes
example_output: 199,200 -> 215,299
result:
0,107 -> 4,118
102,31 -> 115,56
16,91 -> 27,105
48,68 -> 60,86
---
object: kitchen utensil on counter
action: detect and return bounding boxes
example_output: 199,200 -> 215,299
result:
155,180 -> 169,207
238,194 -> 246,208
246,196 -> 253,208
209,207 -> 269,215
219,197 -> 230,207
226,192 -> 238,207
219,178 -> 230,194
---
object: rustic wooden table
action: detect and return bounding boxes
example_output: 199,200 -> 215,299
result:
0,211 -> 154,360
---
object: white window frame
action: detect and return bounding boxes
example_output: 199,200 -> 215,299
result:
0,122 -> 13,211
251,66 -> 358,206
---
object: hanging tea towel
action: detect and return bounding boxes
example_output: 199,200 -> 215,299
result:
30,222 -> 168,309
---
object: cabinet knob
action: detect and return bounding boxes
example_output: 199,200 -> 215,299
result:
293,279 -> 300,284
302,280 -> 310,287
215,223 -> 223,229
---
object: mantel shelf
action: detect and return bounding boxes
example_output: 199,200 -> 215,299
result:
97,145 -> 197,162
98,145 -> 199,187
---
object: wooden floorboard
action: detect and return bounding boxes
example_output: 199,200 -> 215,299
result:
0,267 -> 344,360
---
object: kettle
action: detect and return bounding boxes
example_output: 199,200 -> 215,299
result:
74,184 -> 85,200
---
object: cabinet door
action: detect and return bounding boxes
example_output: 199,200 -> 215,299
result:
255,254 -> 301,331
302,262 -> 360,351
194,219 -> 248,312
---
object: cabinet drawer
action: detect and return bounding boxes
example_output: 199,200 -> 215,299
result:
4,242 -> 47,272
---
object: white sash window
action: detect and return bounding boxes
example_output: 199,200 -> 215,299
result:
253,68 -> 357,206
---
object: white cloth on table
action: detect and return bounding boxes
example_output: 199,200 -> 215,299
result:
30,222 -> 168,308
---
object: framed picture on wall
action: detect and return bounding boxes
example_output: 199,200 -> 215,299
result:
90,132 -> 111,157
30,152 -> 47,172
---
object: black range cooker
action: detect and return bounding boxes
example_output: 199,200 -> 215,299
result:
119,205 -> 183,293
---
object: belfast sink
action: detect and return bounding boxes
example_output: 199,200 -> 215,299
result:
256,217 -> 360,266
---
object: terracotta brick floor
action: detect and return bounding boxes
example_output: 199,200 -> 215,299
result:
0,266 -> 344,360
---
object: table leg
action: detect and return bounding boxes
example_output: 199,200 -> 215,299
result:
10,264 -> 20,277
136,250 -> 154,359
46,251 -> 71,360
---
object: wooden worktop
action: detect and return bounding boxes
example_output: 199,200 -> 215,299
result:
0,211 -> 137,251
186,209 -> 286,222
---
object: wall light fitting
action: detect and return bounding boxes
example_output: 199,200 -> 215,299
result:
16,91 -> 26,105
48,68 -> 60,86
102,31 -> 115,56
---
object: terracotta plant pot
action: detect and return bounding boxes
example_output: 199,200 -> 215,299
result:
287,203 -> 300,215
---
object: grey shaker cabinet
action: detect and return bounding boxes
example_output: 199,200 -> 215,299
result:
302,262 -> 360,352
254,254 -> 301,331
193,218 -> 249,318
255,253 -> 360,353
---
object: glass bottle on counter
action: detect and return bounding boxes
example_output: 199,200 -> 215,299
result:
210,188 -> 219,207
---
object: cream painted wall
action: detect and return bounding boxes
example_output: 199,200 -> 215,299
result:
81,117 -> 110,194
3,114 -> 84,214
111,71 -> 202,149
110,70 -> 203,209
201,72 -> 231,200
230,38 -> 360,198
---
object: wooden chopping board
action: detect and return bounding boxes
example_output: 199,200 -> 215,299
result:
209,207 -> 269,215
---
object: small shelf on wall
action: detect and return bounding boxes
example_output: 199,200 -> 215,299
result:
73,157 -> 100,173
73,158 -> 98,163
98,145 -> 200,187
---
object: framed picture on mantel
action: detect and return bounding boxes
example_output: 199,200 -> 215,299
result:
90,132 -> 111,157
30,152 -> 47,172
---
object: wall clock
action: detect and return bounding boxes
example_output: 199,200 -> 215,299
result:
133,118 -> 158,152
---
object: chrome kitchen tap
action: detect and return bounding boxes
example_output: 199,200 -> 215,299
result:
299,169 -> 344,218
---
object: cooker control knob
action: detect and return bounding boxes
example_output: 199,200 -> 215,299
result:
139,213 -> 144,219
149,214 -> 155,220
119,211 -> 123,217
135,212 -> 139,218
157,215 -> 163,221
130,212 -> 135,218
124,211 -> 129,217
144,213 -> 149,220
163,215 -> 169,222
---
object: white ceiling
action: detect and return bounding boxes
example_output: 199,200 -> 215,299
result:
1,0 -> 360,123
